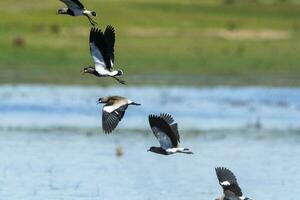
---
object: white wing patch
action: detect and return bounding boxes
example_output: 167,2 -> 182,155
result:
90,42 -> 111,75
151,127 -> 173,150
90,43 -> 105,66
166,148 -> 178,153
103,101 -> 127,113
220,181 -> 231,186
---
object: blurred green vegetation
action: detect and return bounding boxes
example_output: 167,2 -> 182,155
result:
1,0 -> 300,86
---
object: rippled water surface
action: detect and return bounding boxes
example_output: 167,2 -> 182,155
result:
0,85 -> 300,199
0,130 -> 300,200
1,85 -> 300,131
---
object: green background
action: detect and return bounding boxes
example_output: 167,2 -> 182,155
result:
1,0 -> 300,86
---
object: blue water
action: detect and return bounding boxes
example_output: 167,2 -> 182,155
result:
0,130 -> 299,200
0,85 -> 300,199
1,85 -> 300,131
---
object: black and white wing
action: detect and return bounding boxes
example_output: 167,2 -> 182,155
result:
148,114 -> 179,149
104,25 -> 115,66
102,104 -> 128,134
159,113 -> 180,143
60,0 -> 84,9
89,28 -> 112,73
215,167 -> 243,198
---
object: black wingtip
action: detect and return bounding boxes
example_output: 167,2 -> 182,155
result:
215,167 -> 227,175
148,114 -> 170,127
148,114 -> 157,125
90,27 -> 103,41
215,166 -> 230,173
160,113 -> 172,118
103,127 -> 113,134
148,114 -> 158,120
215,167 -> 238,184
106,25 -> 115,32
159,113 -> 175,124
149,113 -> 172,122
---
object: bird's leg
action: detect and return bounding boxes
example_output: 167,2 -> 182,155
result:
85,15 -> 97,26
112,76 -> 126,85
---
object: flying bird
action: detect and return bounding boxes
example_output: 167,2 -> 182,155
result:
215,167 -> 252,200
83,26 -> 125,84
98,96 -> 140,134
148,113 -> 193,155
57,0 -> 97,26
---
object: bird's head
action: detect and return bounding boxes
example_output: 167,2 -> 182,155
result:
98,97 -> 109,104
82,66 -> 95,74
147,147 -> 155,152
57,8 -> 67,15
91,11 -> 97,17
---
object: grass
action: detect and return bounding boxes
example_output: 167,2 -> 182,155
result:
1,0 -> 300,86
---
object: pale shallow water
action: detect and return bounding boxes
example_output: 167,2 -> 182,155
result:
0,84 -> 300,199
0,130 -> 299,200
